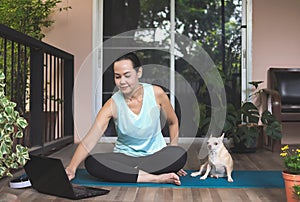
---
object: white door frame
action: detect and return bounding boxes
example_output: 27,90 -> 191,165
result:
241,0 -> 252,102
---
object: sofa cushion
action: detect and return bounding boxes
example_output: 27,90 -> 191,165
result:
274,71 -> 300,105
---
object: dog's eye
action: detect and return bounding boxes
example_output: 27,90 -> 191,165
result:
214,142 -> 218,145
206,142 -> 209,144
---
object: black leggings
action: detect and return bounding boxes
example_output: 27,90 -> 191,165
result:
84,146 -> 187,182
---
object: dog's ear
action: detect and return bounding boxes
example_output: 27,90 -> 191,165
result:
220,133 -> 225,140
209,134 -> 212,138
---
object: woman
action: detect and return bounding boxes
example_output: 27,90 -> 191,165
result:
66,52 -> 187,185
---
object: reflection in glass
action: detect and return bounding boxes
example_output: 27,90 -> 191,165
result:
101,0 -> 242,137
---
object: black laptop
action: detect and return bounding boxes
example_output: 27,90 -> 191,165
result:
23,155 -> 109,200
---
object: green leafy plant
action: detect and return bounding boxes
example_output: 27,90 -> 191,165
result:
224,81 -> 282,149
0,0 -> 71,40
0,71 -> 29,178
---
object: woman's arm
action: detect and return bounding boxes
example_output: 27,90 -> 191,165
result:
65,98 -> 114,180
154,86 -> 187,177
153,86 -> 179,146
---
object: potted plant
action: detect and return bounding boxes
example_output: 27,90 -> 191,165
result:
281,145 -> 300,202
223,81 -> 282,152
0,71 -> 29,178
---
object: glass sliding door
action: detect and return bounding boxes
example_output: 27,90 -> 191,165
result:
98,0 -> 242,137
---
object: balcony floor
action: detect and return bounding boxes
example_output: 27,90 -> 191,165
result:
0,142 -> 285,202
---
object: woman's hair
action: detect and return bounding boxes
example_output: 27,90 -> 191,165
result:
113,52 -> 141,72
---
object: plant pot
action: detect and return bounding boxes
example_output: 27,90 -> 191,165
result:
231,136 -> 258,153
230,124 -> 263,153
282,171 -> 300,202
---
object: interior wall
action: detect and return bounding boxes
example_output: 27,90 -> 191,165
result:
252,0 -> 300,88
43,0 -> 93,142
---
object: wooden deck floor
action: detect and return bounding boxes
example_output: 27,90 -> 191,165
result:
0,142 -> 286,202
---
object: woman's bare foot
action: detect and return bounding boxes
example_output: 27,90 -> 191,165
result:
157,173 -> 181,185
137,170 -> 181,185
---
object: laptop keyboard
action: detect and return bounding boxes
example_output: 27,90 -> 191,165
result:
73,185 -> 109,197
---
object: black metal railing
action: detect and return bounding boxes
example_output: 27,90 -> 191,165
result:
0,24 -> 74,154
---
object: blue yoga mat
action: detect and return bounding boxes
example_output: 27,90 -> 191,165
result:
71,169 -> 284,188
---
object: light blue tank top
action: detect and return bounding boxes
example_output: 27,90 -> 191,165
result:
112,83 -> 166,157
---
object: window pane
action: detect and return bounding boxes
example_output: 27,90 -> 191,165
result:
174,0 -> 242,136
102,0 -> 171,136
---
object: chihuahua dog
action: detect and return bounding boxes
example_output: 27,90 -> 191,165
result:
191,133 -> 234,182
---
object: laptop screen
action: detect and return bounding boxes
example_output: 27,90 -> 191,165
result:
24,155 -> 75,197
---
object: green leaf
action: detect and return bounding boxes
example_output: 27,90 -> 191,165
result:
0,97 -> 9,107
0,114 -> 6,124
261,110 -> 276,124
17,156 -> 27,166
240,102 -> 259,124
15,145 -> 29,165
10,162 -> 18,169
0,72 -> 5,80
15,144 -> 23,153
5,106 -> 14,116
0,142 -> 9,155
4,135 -> 12,143
0,167 -> 7,178
14,111 -> 20,119
266,121 -> 282,139
8,100 -> 17,107
17,117 -> 28,129
4,123 -> 14,133
14,131 -> 24,138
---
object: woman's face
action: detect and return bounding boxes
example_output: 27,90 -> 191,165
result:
113,59 -> 141,96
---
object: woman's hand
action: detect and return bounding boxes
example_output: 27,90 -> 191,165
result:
65,166 -> 76,180
177,169 -> 187,177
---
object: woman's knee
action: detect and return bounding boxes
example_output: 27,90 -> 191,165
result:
84,155 -> 96,170
164,146 -> 187,158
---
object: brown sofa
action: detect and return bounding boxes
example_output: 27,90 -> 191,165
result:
261,67 -> 300,150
